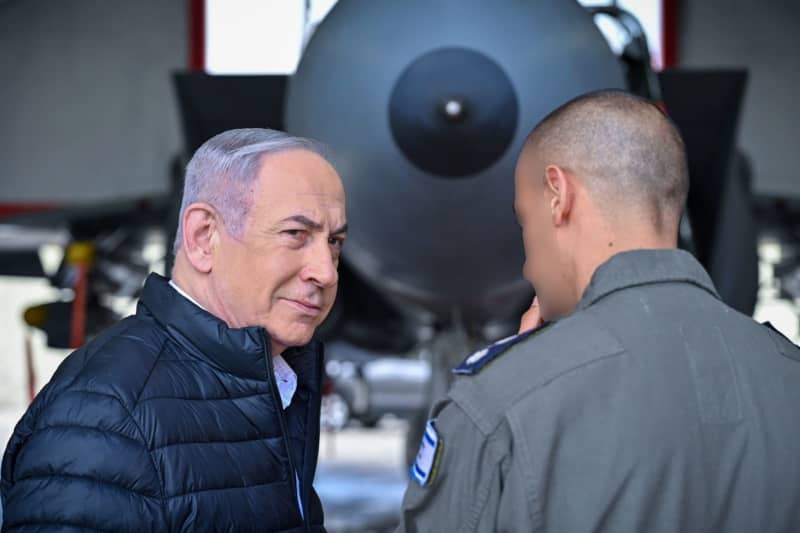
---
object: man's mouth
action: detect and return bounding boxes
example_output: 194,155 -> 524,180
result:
282,298 -> 322,315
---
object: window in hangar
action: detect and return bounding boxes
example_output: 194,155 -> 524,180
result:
203,0 -> 666,75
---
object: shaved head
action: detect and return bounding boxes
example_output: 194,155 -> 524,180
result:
525,90 -> 689,233
514,90 -> 690,320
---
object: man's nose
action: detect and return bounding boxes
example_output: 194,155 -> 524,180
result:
301,239 -> 338,288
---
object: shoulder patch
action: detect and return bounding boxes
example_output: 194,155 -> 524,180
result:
410,419 -> 443,486
763,321 -> 800,361
763,321 -> 799,346
453,321 -> 552,375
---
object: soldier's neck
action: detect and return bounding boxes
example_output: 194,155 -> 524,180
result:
571,223 -> 678,311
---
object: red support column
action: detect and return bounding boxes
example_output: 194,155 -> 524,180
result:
188,0 -> 205,71
662,0 -> 679,68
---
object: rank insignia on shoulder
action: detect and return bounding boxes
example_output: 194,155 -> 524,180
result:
410,419 -> 443,487
453,321 -> 551,376
763,321 -> 800,348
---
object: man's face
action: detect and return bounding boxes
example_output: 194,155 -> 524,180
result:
210,149 -> 346,354
514,146 -> 569,320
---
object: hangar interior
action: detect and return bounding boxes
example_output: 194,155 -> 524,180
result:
1,1 -> 798,531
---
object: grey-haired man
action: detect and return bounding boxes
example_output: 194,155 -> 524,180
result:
2,129 -> 346,532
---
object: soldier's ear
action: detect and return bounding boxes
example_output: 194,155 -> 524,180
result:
544,165 -> 574,226
180,203 -> 220,274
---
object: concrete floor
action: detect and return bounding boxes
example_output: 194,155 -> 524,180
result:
317,421 -> 408,532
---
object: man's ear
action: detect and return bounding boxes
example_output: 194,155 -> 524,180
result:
544,164 -> 575,226
180,203 -> 220,274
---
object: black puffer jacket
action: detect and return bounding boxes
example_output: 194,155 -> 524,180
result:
1,274 -> 325,532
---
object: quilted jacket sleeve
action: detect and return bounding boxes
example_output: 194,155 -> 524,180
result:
1,388 -> 166,533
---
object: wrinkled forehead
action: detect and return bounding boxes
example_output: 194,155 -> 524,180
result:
254,151 -> 345,222
260,149 -> 343,194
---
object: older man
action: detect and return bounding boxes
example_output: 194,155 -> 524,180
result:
1,129 -> 346,532
398,90 -> 800,532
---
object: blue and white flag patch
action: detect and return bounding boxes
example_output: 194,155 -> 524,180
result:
410,419 -> 443,487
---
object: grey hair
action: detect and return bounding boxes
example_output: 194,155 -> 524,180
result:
173,128 -> 331,253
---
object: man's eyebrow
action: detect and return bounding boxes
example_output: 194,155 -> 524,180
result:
280,215 -> 348,235
281,215 -> 323,230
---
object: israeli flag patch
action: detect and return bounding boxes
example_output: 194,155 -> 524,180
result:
410,420 -> 443,487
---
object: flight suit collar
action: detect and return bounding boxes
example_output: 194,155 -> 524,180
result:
577,248 -> 720,311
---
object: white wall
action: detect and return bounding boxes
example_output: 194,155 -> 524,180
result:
0,0 -> 186,204
0,278 -> 66,448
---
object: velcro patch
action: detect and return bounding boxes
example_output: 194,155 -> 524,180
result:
453,322 -> 551,375
410,420 -> 443,487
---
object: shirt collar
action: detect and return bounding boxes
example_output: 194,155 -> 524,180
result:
577,248 -> 720,311
273,353 -> 298,409
169,279 -> 207,311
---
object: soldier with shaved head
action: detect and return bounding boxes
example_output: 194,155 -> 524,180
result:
516,90 -> 688,321
398,90 -> 800,533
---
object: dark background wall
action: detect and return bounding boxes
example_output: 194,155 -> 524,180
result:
679,0 -> 800,200
0,1 -> 797,203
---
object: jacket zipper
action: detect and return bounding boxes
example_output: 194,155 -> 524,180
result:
261,331 -> 311,532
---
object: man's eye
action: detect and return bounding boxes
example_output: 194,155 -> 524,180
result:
329,237 -> 345,249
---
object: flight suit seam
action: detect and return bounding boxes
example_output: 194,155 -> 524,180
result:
451,343 -> 628,438
458,463 -> 499,532
506,411 -> 544,532
448,391 -> 492,435
459,429 -> 507,532
506,349 -> 627,411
